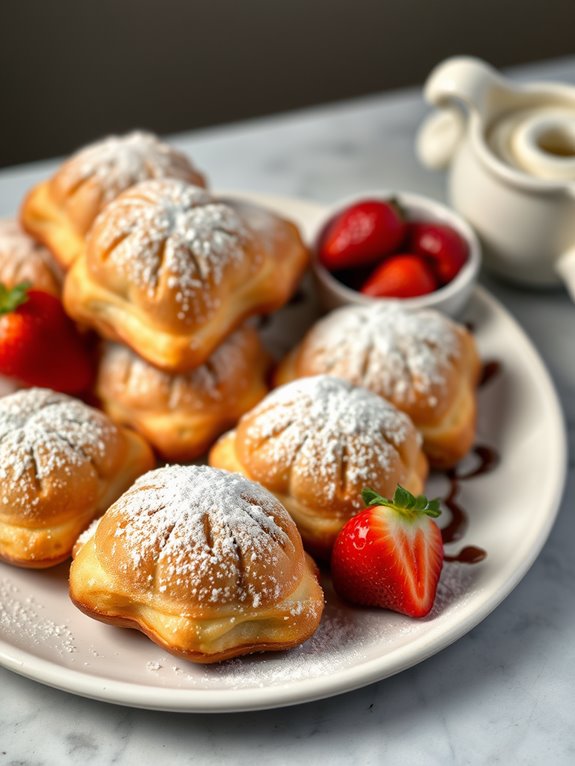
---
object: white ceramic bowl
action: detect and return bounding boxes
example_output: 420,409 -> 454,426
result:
311,191 -> 481,317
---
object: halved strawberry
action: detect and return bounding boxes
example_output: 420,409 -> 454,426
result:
331,486 -> 444,618
318,199 -> 406,271
360,253 -> 437,298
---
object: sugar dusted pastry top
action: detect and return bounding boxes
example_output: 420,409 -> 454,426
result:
98,326 -> 266,411
50,131 -> 206,234
234,375 -> 421,513
281,302 -> 469,424
0,388 -> 125,522
0,219 -> 62,294
85,179 -> 258,329
94,465 -> 304,611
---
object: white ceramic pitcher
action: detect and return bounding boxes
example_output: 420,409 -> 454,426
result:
417,56 -> 575,298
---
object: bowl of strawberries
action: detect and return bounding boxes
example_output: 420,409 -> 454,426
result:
313,191 -> 481,317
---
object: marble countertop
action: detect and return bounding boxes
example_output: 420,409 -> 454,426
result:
1,57 -> 575,765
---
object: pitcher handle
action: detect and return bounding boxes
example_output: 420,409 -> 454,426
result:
416,107 -> 465,169
424,56 -> 511,120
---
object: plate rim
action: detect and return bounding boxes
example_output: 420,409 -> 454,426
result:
0,193 -> 568,713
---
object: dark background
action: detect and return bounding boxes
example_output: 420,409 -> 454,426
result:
1,0 -> 574,168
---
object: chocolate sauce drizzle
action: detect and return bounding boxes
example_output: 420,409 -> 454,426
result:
439,447 -> 496,564
479,359 -> 502,388
440,444 -> 500,563
440,358 -> 503,564
440,478 -> 467,544
449,444 -> 501,482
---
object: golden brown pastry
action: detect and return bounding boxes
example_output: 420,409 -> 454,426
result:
63,180 -> 309,372
95,325 -> 270,461
21,131 -> 206,270
0,218 -> 62,295
275,303 -> 481,469
0,388 -> 155,568
210,375 -> 427,558
69,464 -> 324,663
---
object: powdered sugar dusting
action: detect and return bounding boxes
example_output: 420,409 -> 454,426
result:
241,375 -> 415,501
0,218 -> 46,258
146,588 -> 417,688
93,180 -> 253,321
0,218 -> 62,291
105,465 -> 297,608
59,131 -> 204,203
299,303 -> 460,406
74,518 -> 101,550
0,578 -> 76,655
0,388 -> 116,514
102,327 -> 252,405
174,612 -> 383,686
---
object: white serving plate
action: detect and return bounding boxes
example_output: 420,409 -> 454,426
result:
0,194 -> 567,713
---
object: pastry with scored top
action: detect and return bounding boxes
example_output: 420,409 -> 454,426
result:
0,388 -> 155,568
63,179 -> 309,372
0,218 -> 62,295
95,325 -> 270,461
21,131 -> 206,270
69,464 -> 324,663
275,303 -> 481,468
209,375 -> 427,557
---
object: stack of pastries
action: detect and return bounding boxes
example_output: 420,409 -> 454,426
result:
0,129 -> 482,662
18,131 -> 310,461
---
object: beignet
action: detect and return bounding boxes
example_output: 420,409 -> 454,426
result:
0,218 -> 62,295
95,326 -> 270,461
0,388 -> 155,568
275,303 -> 481,468
209,375 -> 428,557
63,180 -> 309,371
69,465 -> 324,663
21,131 -> 206,269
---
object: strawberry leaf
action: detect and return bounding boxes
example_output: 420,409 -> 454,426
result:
0,282 -> 31,314
393,485 -> 413,508
362,485 -> 442,519
362,487 -> 387,507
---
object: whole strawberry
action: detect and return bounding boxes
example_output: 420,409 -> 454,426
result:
407,222 -> 468,285
318,199 -> 406,271
0,282 -> 94,393
331,486 -> 444,618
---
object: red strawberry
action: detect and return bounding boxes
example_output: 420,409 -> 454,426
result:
407,222 -> 468,285
360,253 -> 437,298
318,199 -> 406,271
331,486 -> 444,618
0,282 -> 94,393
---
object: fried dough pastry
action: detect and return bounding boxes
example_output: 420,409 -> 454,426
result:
0,218 -> 62,295
63,180 -> 309,372
96,326 -> 270,461
70,465 -> 324,663
275,303 -> 481,468
210,375 -> 427,557
0,388 -> 155,568
21,131 -> 206,269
